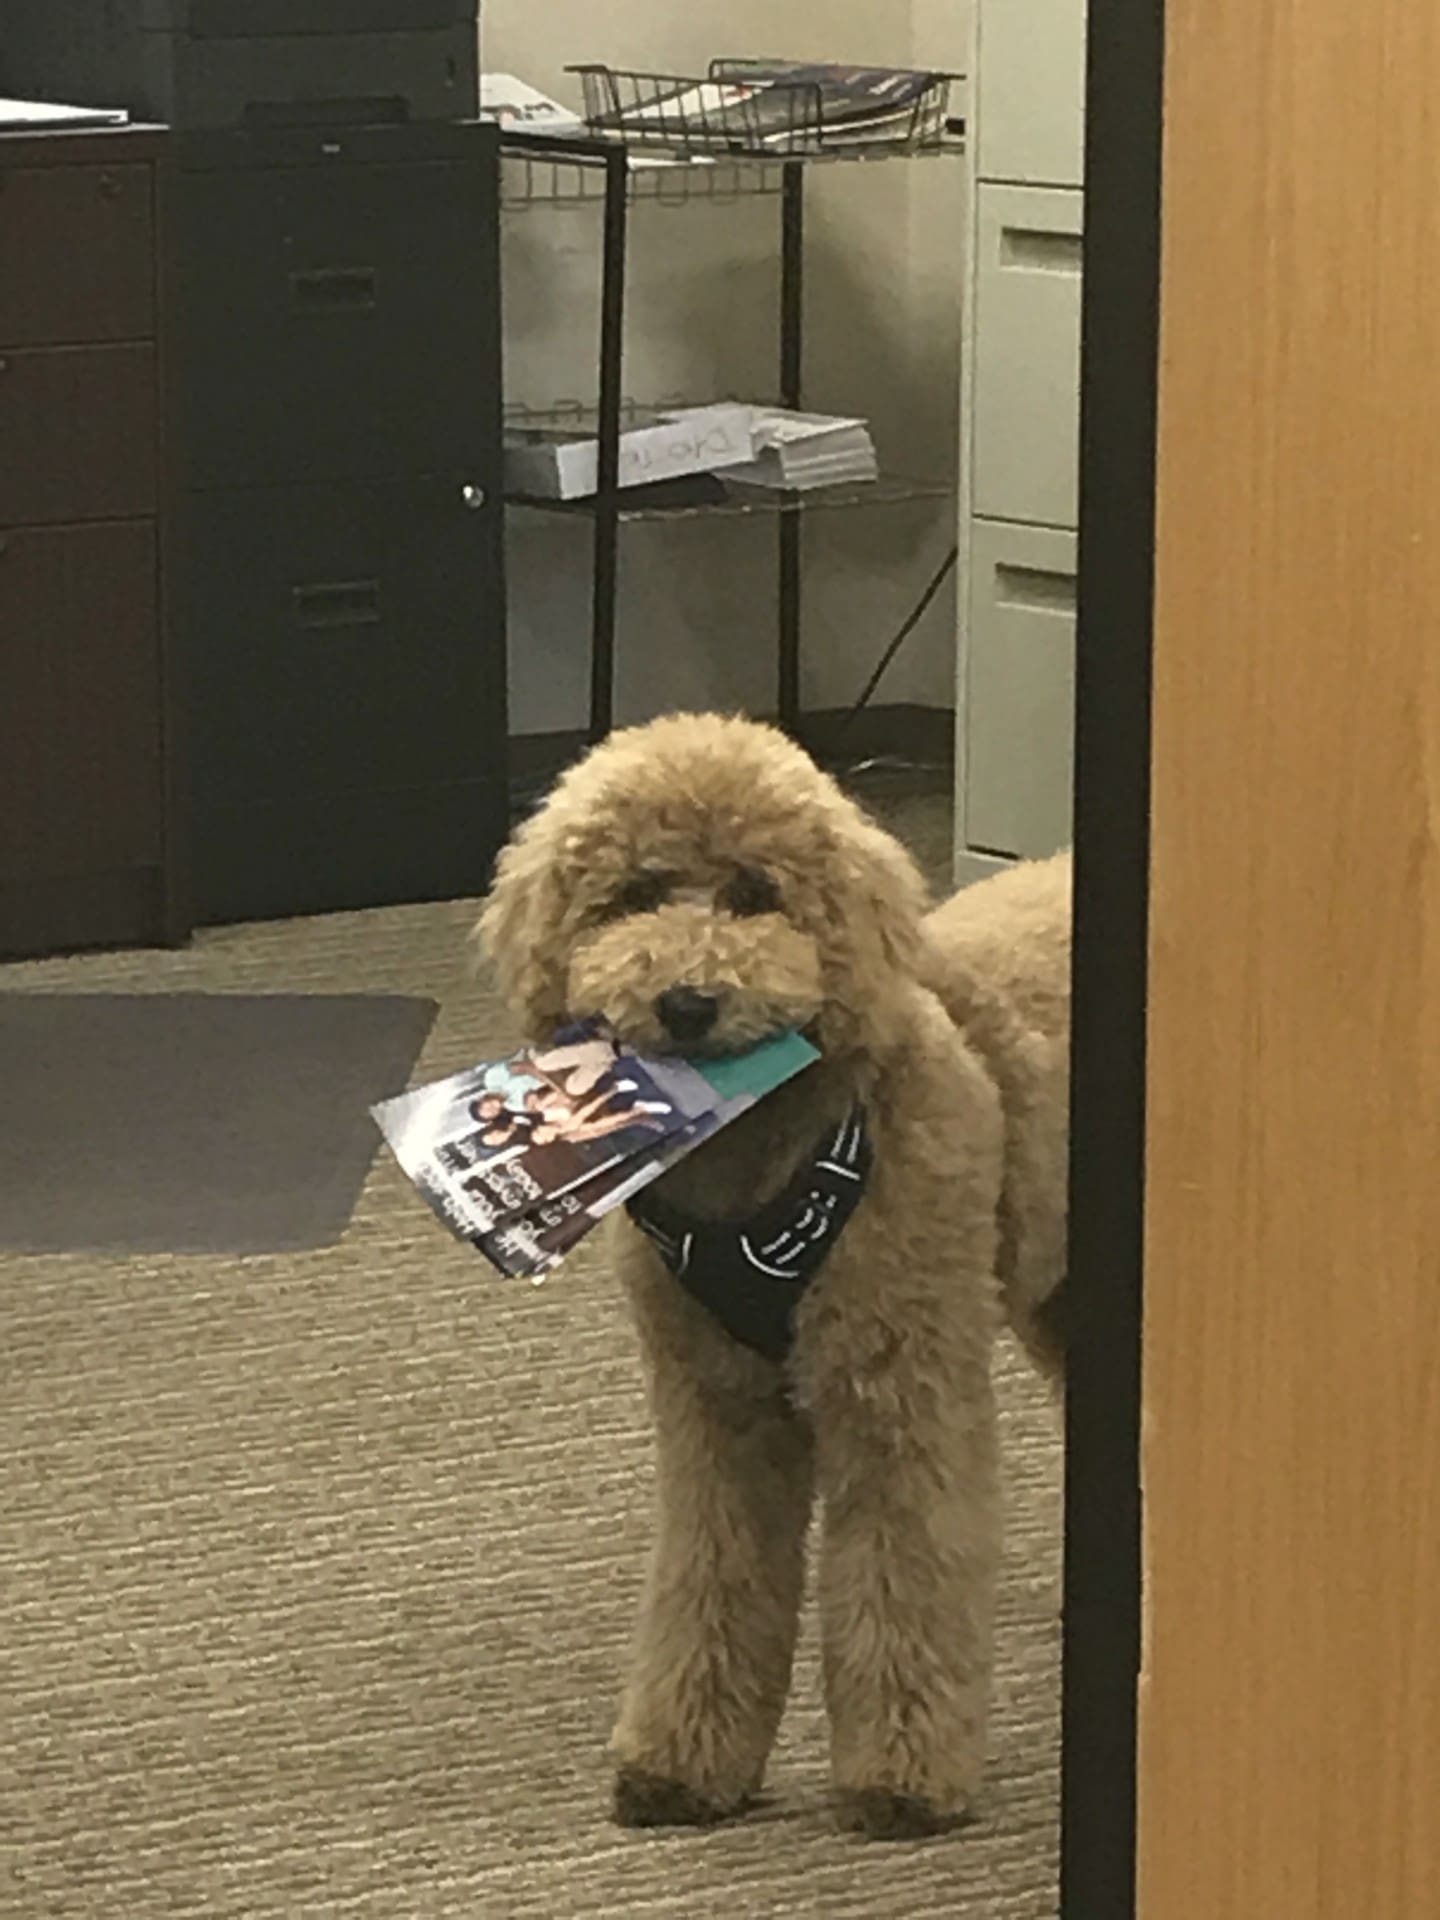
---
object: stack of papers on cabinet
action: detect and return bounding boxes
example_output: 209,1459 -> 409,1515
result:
722,408 -> 879,490
0,98 -> 130,129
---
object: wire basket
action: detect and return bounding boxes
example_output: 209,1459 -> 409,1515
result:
569,59 -> 957,157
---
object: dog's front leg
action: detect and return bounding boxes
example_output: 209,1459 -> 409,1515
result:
807,1318 -> 1001,1840
611,1263 -> 814,1828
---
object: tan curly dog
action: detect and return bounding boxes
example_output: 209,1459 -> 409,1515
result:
478,712 -> 1070,1841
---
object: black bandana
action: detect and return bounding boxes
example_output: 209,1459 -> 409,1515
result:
626,1111 -> 871,1362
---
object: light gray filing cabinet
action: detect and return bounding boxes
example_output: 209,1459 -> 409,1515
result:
954,0 -> 1087,883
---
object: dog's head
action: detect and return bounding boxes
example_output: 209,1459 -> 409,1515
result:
478,713 -> 933,1061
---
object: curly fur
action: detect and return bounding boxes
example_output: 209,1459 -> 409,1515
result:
477,713 -> 1071,1839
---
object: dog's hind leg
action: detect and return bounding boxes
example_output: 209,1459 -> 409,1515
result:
610,1261 -> 814,1828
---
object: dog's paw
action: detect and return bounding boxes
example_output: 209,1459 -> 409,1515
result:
612,1765 -> 747,1830
836,1786 -> 972,1841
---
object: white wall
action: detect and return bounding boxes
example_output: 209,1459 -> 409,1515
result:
486,2 -> 970,734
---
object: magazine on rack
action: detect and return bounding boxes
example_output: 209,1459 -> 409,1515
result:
373,1020 -> 819,1280
590,63 -> 944,150
715,62 -> 944,138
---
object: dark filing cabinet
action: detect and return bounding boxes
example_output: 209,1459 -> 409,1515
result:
0,1 -> 479,132
0,127 -> 188,959
3,1 -> 508,930
174,118 -> 508,924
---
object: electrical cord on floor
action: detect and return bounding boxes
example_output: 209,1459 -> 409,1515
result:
840,543 -> 959,731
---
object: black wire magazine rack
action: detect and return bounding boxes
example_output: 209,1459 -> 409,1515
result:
570,60 -> 959,157
499,71 -> 966,744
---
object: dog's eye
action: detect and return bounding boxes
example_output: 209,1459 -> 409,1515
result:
601,870 -> 673,920
721,866 -> 782,917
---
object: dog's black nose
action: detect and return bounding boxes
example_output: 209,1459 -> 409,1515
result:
655,986 -> 719,1044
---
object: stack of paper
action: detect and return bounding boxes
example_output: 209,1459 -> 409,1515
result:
374,1019 -> 818,1279
479,74 -> 583,134
0,98 -> 130,130
722,408 -> 880,491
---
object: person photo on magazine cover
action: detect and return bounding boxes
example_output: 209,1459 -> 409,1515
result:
462,1091 -> 667,1155
451,1063 -> 698,1230
442,1076 -> 685,1180
528,1032 -> 623,1099
466,1050 -> 674,1149
465,1034 -> 620,1117
502,1028 -> 670,1119
460,1099 -> 677,1202
522,1082 -> 673,1143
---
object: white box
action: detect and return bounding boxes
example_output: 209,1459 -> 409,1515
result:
504,404 -> 756,501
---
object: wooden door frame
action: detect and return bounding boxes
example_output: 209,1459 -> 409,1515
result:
1060,0 -> 1164,1913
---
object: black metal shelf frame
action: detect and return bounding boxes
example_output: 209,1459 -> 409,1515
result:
499,127 -> 964,744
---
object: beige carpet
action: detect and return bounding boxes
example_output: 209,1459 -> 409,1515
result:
0,792 -> 1061,1918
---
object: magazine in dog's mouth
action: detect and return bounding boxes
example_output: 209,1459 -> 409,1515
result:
372,1019 -> 819,1280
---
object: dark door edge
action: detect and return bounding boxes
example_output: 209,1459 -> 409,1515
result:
1061,0 -> 1165,1912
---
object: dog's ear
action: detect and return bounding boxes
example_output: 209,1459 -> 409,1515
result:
474,815 -> 570,1038
824,808 -> 936,987
859,817 -> 934,975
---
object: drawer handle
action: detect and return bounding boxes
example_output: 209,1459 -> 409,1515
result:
1000,227 -> 1083,273
995,563 -> 1076,614
292,579 -> 381,630
289,266 -> 379,312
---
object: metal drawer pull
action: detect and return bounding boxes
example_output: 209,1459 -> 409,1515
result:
999,227 -> 1084,272
995,563 -> 1077,613
289,266 -> 379,312
292,579 -> 381,630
